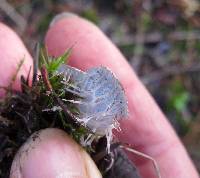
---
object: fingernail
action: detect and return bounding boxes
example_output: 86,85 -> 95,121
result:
50,12 -> 78,27
10,128 -> 102,178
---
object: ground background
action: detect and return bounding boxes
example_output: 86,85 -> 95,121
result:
0,0 -> 200,174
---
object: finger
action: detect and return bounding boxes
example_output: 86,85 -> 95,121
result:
45,13 -> 198,178
0,23 -> 32,97
10,128 -> 102,178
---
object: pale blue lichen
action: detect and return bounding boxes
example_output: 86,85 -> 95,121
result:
58,65 -> 128,151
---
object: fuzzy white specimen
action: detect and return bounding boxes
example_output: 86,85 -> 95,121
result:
58,65 -> 128,149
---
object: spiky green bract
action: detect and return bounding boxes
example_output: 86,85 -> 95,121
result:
38,48 -> 97,152
39,47 -> 71,74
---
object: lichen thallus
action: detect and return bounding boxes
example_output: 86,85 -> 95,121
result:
38,46 -> 161,178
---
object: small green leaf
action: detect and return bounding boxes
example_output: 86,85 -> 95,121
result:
39,47 -> 72,74
173,92 -> 189,112
12,58 -> 25,83
47,48 -> 71,73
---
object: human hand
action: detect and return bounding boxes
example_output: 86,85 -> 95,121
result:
0,13 -> 198,178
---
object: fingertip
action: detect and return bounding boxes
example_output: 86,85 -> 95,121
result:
50,12 -> 78,27
0,23 -> 32,97
10,128 -> 102,178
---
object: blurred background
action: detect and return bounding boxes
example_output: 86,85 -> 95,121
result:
0,0 -> 200,173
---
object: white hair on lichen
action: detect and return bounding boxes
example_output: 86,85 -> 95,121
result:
58,65 -> 128,152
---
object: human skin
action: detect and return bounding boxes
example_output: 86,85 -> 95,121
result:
0,13 -> 198,178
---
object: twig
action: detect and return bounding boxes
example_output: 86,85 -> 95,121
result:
115,31 -> 200,46
120,144 -> 161,178
41,66 -> 52,91
40,66 -> 80,123
0,0 -> 27,35
32,43 -> 40,86
142,63 -> 200,85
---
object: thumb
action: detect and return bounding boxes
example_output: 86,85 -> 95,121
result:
10,128 -> 102,178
